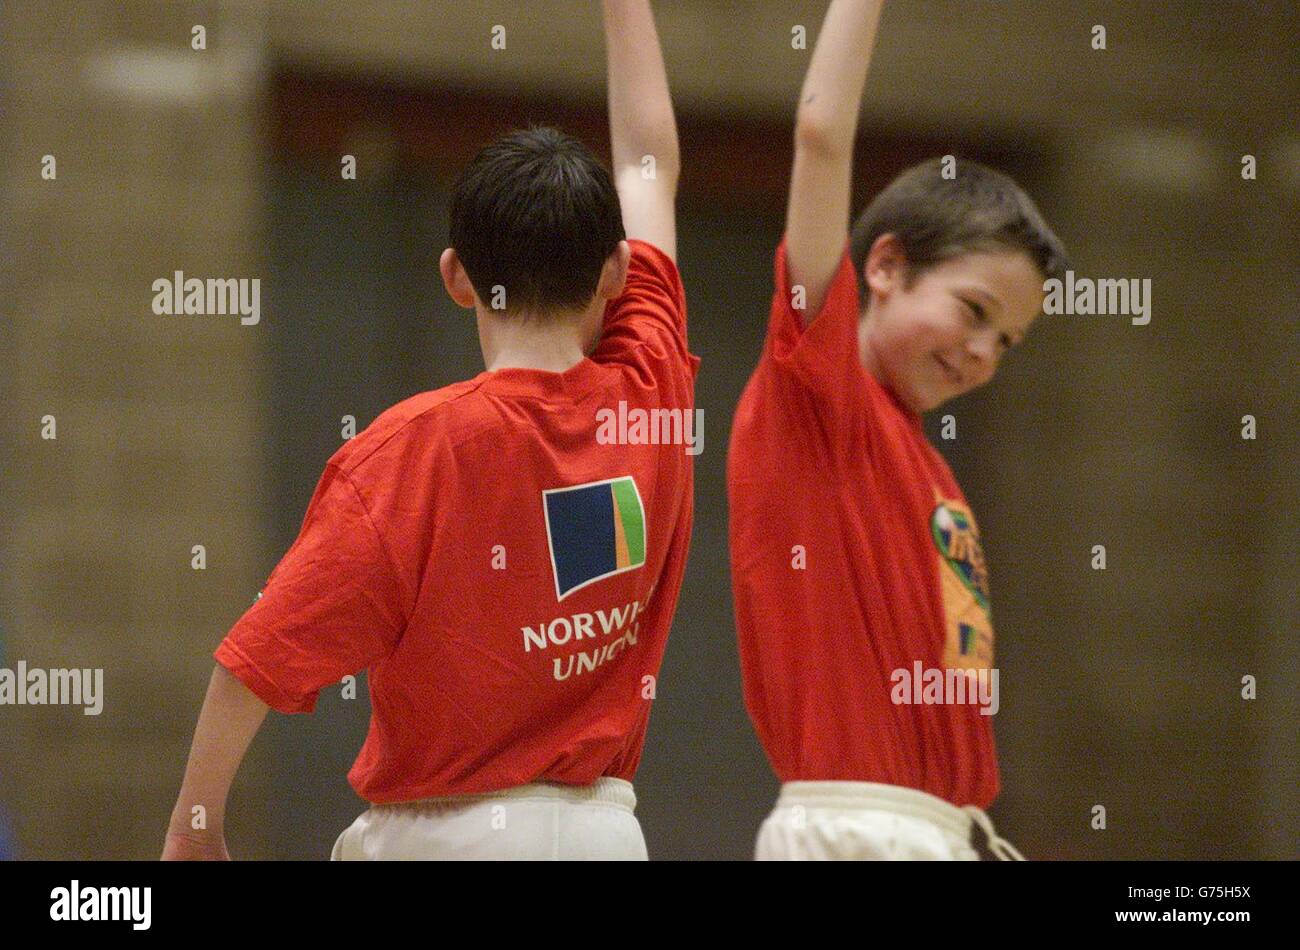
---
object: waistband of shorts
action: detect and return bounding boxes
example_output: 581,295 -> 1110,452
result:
374,777 -> 637,814
775,781 -> 973,840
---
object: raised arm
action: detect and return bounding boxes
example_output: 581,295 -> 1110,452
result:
786,0 -> 885,323
603,0 -> 680,261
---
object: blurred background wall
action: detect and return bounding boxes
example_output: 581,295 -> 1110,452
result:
1,0 -> 1295,860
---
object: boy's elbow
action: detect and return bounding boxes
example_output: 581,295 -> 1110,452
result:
617,138 -> 679,185
614,162 -> 679,208
794,112 -> 851,160
641,114 -> 680,170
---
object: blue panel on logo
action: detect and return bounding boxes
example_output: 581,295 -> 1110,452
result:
959,622 -> 976,655
545,482 -> 617,599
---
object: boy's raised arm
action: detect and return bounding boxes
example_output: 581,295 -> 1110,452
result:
786,0 -> 885,323
603,0 -> 679,261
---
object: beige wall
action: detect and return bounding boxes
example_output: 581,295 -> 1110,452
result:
2,0 -> 270,857
268,0 -> 1294,134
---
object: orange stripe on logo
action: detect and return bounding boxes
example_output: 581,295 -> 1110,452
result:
611,484 -> 630,569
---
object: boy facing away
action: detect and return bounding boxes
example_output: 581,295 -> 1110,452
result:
727,0 -> 1070,860
163,0 -> 697,861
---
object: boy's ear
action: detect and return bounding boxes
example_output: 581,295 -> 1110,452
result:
864,232 -> 909,300
439,248 -> 478,309
596,240 -> 632,301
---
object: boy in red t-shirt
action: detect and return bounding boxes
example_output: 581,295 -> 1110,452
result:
728,0 -> 1070,860
163,0 -> 698,860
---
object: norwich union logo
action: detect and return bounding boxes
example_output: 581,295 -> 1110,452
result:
543,476 -> 647,601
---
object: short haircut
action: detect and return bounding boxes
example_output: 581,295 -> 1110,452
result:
449,125 -> 625,317
849,157 -> 1072,303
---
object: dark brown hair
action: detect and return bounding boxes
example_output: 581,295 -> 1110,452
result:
449,125 -> 625,317
850,157 -> 1071,303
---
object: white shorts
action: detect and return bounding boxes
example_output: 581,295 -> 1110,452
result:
755,781 -> 1024,861
330,777 -> 647,861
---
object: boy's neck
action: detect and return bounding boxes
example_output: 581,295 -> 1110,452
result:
478,309 -> 594,374
858,309 -> 925,420
486,341 -> 586,374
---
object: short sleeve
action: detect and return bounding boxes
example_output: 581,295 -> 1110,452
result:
591,239 -> 698,378
742,235 -> 889,468
214,463 -> 407,714
764,234 -> 862,402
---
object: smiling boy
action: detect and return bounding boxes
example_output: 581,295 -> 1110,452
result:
727,0 -> 1070,860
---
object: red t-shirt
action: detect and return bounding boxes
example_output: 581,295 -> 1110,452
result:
727,236 -> 999,808
216,239 -> 699,803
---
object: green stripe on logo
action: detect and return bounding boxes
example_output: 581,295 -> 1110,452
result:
611,477 -> 646,566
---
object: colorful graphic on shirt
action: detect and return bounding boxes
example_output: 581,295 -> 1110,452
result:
930,492 -> 994,670
543,476 -> 646,601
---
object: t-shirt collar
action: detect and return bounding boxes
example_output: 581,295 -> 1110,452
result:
476,357 -> 604,400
